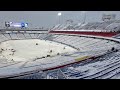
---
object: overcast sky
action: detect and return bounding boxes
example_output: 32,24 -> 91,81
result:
0,11 -> 120,28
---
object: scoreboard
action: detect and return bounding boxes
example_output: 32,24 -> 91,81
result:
5,22 -> 28,28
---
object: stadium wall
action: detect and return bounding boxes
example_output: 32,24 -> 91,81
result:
50,31 -> 118,37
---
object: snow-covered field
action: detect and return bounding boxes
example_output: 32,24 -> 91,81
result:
0,39 -> 77,62
0,33 -> 119,78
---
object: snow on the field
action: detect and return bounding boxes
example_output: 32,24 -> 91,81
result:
0,39 -> 77,62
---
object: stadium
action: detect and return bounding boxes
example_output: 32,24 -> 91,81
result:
0,12 -> 120,79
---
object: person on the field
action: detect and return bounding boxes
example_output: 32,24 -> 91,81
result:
1,48 -> 4,51
11,49 -> 16,52
57,53 -> 60,55
36,43 -> 38,45
11,59 -> 14,62
11,49 -> 16,56
50,50 -> 52,53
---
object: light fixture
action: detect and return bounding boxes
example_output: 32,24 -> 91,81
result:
58,12 -> 62,16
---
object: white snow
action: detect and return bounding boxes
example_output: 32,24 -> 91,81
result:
0,39 -> 77,62
0,34 -> 119,77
